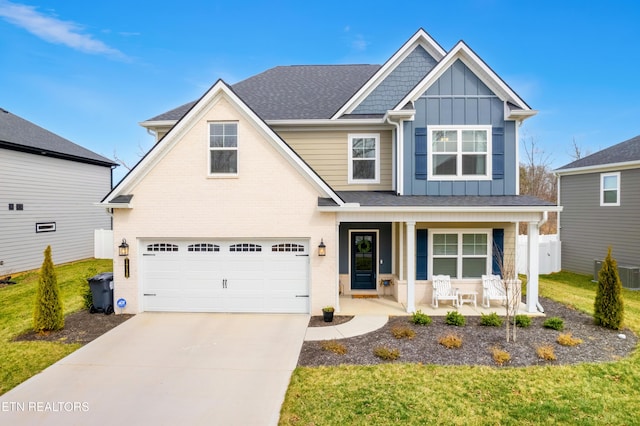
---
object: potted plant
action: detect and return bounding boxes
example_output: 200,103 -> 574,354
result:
322,306 -> 335,322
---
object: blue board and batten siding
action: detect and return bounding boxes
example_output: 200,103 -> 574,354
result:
404,59 -> 517,196
353,45 -> 437,114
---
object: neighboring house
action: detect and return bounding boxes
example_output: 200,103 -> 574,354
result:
0,108 -> 116,276
102,29 -> 558,315
555,135 -> 640,288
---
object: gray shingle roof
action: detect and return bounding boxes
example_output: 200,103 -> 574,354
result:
318,191 -> 556,207
556,135 -> 640,171
146,65 -> 381,122
0,107 -> 116,166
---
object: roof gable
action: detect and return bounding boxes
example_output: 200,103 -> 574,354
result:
332,28 -> 446,118
351,45 -> 438,115
395,41 -> 534,119
0,108 -> 115,167
556,135 -> 640,173
104,80 -> 343,205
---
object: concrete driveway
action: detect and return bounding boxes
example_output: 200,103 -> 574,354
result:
0,313 -> 309,425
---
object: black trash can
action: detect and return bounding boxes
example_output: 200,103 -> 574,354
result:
88,272 -> 114,315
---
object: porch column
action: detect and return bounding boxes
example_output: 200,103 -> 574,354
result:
526,222 -> 540,313
406,221 -> 416,313
335,222 -> 341,313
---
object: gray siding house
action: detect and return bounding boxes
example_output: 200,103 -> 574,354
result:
556,135 -> 640,287
0,108 -> 117,276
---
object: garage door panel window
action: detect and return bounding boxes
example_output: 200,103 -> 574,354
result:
229,243 -> 262,252
271,243 -> 305,252
188,243 -> 220,252
147,243 -> 179,252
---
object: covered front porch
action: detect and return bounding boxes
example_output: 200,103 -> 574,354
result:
336,294 -> 543,317
320,193 -> 560,315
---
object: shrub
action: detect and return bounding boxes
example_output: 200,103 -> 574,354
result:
557,333 -> 583,346
594,247 -> 624,330
536,344 -> 556,361
82,267 -> 98,309
515,314 -> 532,328
374,346 -> 400,361
438,333 -> 463,349
491,347 -> 511,366
33,246 -> 64,333
445,311 -> 466,326
320,340 -> 347,355
411,310 -> 432,326
391,326 -> 416,340
543,317 -> 565,331
480,312 -> 503,327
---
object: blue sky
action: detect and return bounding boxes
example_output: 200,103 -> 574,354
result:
2,0 -> 640,182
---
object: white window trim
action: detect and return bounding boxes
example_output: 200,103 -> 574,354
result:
208,121 -> 239,178
600,172 -> 620,206
428,229 -> 492,280
427,125 -> 492,181
348,133 -> 380,184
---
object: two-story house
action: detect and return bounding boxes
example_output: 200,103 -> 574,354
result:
556,135 -> 640,288
1,108 -> 116,276
102,29 -> 558,315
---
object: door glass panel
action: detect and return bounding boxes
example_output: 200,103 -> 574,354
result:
355,236 -> 373,272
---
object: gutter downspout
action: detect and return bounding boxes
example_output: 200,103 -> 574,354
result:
535,211 -> 548,313
385,116 -> 403,195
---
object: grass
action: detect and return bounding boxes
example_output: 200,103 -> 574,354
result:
0,258 -> 112,395
280,271 -> 640,425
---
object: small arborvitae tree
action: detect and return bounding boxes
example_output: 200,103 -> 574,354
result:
594,247 -> 624,330
33,246 -> 64,332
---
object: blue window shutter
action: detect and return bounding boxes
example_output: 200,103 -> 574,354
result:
416,229 -> 428,280
415,127 -> 427,180
492,127 -> 504,180
492,228 -> 504,275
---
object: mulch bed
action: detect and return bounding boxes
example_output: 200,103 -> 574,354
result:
14,310 -> 133,345
298,297 -> 638,367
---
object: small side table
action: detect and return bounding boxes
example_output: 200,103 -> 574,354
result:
458,291 -> 478,308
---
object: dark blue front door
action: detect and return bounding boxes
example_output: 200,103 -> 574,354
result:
351,233 -> 376,290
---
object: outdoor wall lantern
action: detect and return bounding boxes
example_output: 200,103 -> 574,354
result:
118,238 -> 129,257
318,239 -> 326,257
119,239 -> 130,278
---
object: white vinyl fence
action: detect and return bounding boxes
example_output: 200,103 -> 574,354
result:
517,234 -> 561,275
94,229 -> 113,259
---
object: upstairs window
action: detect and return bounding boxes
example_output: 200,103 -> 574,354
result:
601,172 -> 620,206
209,122 -> 238,175
428,126 -> 491,180
348,134 -> 380,184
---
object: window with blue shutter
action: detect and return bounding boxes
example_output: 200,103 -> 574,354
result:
415,127 -> 427,180
492,228 -> 504,275
416,229 -> 428,279
492,127 -> 504,180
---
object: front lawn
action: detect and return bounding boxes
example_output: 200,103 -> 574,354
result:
280,272 -> 640,425
0,258 -> 112,395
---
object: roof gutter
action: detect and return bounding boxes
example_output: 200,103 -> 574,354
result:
555,159 -> 640,176
318,205 -> 562,214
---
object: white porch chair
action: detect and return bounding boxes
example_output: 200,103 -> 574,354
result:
431,275 -> 458,308
482,274 -> 507,308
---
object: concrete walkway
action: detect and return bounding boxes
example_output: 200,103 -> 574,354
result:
0,313 -> 309,426
304,315 -> 389,341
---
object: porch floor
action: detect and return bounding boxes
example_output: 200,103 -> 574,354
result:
337,295 -> 543,317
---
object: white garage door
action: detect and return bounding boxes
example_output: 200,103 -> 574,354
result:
141,240 -> 310,313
